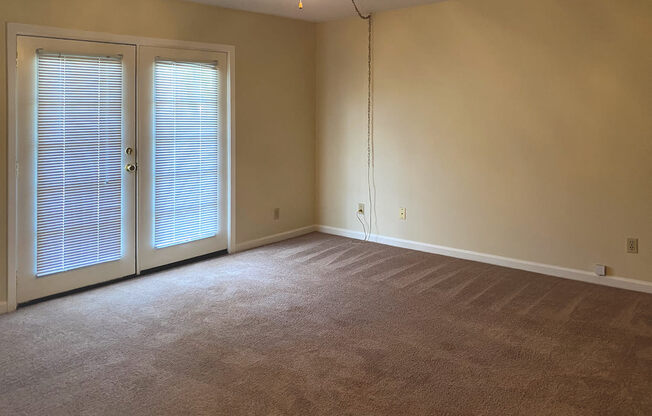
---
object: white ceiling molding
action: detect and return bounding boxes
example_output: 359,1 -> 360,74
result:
184,0 -> 444,22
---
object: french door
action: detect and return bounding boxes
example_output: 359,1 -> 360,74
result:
137,47 -> 228,271
16,37 -> 228,303
16,37 -> 136,303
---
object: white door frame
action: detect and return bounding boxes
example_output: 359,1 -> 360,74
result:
6,23 -> 236,312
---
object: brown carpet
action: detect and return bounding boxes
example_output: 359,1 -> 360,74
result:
1,232 -> 651,415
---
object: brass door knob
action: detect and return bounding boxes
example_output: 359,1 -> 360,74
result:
125,163 -> 137,173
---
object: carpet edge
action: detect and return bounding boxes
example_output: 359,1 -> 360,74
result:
316,225 -> 652,295
234,225 -> 317,252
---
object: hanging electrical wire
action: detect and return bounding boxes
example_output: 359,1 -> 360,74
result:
356,209 -> 368,241
351,0 -> 370,20
351,0 -> 376,242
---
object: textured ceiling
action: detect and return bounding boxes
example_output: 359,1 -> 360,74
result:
184,0 -> 443,22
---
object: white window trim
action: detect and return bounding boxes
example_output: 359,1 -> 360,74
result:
6,23 -> 237,312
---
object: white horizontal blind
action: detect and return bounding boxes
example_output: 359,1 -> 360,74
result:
36,52 -> 124,276
154,59 -> 221,248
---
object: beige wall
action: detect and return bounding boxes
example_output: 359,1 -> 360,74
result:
2,0 -> 650,305
316,0 -> 652,282
0,0 -> 316,302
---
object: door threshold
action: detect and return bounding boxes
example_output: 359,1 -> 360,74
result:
18,249 -> 229,308
140,249 -> 228,275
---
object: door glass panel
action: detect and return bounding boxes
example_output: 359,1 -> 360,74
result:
153,59 -> 221,248
36,52 -> 123,276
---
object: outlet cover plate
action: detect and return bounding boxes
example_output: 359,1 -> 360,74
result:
594,264 -> 606,276
627,238 -> 638,254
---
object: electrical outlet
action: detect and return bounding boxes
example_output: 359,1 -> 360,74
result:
627,238 -> 638,254
357,203 -> 365,215
273,208 -> 280,220
594,264 -> 606,276
400,207 -> 407,220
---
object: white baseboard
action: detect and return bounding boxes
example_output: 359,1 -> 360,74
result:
0,302 -> 7,315
235,225 -> 316,252
316,225 -> 652,295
